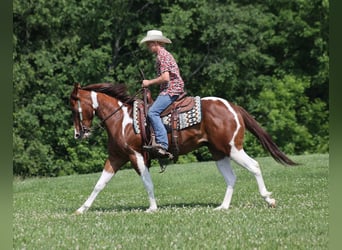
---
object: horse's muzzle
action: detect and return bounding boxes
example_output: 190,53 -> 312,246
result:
74,128 -> 91,139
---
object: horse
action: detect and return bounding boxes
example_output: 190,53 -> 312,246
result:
70,82 -> 297,214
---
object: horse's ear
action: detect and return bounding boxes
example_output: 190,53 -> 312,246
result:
74,82 -> 81,89
71,82 -> 81,99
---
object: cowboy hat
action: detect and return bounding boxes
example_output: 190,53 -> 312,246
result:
139,30 -> 172,44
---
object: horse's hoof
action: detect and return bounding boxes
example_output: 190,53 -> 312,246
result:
145,207 -> 158,213
214,206 -> 229,211
159,165 -> 167,173
268,199 -> 276,208
74,210 -> 83,215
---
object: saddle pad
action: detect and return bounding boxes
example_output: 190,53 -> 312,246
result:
133,96 -> 202,134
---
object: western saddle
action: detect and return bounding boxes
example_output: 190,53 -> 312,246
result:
135,88 -> 197,172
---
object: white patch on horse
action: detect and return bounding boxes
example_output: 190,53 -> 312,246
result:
134,150 -> 147,173
91,91 -> 99,109
133,150 -> 157,212
215,156 -> 236,210
202,97 -> 241,147
119,101 -> 133,137
76,169 -> 114,214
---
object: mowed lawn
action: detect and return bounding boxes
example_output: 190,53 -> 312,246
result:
13,154 -> 328,249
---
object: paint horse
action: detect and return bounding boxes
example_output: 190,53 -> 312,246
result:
70,83 -> 296,213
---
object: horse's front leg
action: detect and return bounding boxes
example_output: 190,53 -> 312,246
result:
75,159 -> 115,214
131,151 -> 157,212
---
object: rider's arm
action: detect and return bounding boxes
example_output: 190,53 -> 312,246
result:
142,71 -> 170,87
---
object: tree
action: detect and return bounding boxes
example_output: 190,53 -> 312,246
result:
13,0 -> 329,176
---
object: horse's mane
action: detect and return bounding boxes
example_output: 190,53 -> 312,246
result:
82,83 -> 135,104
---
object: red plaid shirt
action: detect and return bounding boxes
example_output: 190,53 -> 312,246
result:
156,47 -> 184,96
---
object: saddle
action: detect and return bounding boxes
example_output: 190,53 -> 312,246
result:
135,89 -> 201,170
160,92 -> 194,116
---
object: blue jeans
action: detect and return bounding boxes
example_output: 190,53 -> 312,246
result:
148,94 -> 179,149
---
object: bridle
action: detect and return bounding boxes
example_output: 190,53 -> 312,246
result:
74,88 -> 144,137
74,66 -> 147,137
76,98 -> 92,136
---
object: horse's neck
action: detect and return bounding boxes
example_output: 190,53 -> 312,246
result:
96,93 -> 131,125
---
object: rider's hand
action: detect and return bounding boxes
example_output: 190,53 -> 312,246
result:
142,80 -> 150,88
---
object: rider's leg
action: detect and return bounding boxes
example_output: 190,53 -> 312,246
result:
147,94 -> 178,150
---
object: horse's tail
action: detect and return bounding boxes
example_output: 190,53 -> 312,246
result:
235,105 -> 298,166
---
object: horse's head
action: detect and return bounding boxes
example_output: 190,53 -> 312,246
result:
70,83 -> 96,139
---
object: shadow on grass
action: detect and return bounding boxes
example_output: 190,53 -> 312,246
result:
62,202 -> 221,214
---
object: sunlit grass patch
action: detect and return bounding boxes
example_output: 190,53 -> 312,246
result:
13,154 -> 328,249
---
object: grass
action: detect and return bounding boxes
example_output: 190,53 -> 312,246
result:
13,154 -> 328,249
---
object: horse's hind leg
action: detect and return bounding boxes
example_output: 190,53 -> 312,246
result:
230,147 -> 276,207
215,156 -> 236,210
75,159 -> 115,214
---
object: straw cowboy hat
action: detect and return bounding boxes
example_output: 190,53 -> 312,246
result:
139,30 -> 172,44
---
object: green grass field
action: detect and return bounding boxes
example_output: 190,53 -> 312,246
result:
13,154 -> 328,249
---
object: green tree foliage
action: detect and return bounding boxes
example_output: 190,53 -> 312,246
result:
13,0 -> 328,176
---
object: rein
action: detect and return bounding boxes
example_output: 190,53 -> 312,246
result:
77,88 -> 144,134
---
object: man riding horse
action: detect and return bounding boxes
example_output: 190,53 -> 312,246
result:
140,30 -> 185,158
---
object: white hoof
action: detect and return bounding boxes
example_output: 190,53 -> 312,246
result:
74,210 -> 83,215
268,198 -> 276,208
265,197 -> 276,208
75,206 -> 89,215
214,205 -> 229,211
145,207 -> 158,213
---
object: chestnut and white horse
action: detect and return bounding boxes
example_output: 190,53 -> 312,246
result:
70,83 -> 296,213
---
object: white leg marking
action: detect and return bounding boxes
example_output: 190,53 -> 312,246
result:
230,146 -> 275,206
215,156 -> 236,210
119,101 -> 133,137
134,151 -> 157,212
76,170 -> 114,214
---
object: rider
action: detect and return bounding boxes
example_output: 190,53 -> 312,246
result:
140,30 -> 185,156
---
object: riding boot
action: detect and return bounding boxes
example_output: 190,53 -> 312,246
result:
143,135 -> 173,159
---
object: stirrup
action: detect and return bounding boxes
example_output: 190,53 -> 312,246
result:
143,145 -> 174,160
143,144 -> 165,152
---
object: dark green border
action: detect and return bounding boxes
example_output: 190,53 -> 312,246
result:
0,0 -> 13,249
329,0 -> 342,249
